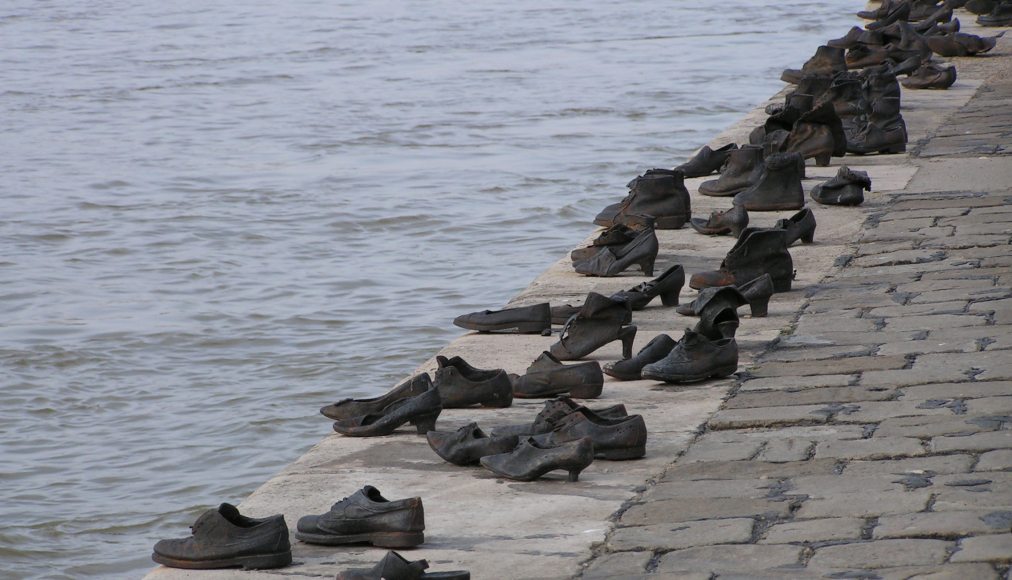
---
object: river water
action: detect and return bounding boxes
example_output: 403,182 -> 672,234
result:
1,1 -> 851,577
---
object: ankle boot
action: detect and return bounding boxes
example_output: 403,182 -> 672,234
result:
594,169 -> 690,229
828,26 -> 867,49
910,0 -> 948,20
775,207 -> 817,246
912,6 -> 954,32
609,264 -> 685,309
901,61 -> 957,89
573,226 -> 658,277
815,72 -> 869,141
733,152 -> 804,211
811,166 -> 872,205
978,0 -> 1012,24
792,73 -> 835,103
699,145 -> 765,197
858,0 -> 899,20
690,204 -> 749,237
603,334 -> 677,381
846,43 -> 893,69
549,293 -> 637,361
512,351 -> 604,399
689,227 -> 794,292
675,286 -> 748,317
764,94 -> 815,134
737,274 -> 776,317
641,330 -> 739,383
847,118 -> 907,155
887,54 -> 925,77
781,46 -> 848,85
676,143 -> 738,178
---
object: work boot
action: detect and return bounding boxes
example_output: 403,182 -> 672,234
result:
782,103 -> 847,166
827,26 -> 867,49
594,169 -> 690,229
690,204 -> 749,237
675,143 -> 738,178
901,61 -> 957,89
782,45 -> 848,84
774,207 -> 817,246
811,166 -> 872,206
889,21 -> 933,62
815,72 -> 869,140
866,1 -> 912,29
846,43 -> 892,69
698,145 -> 764,197
549,293 -> 636,361
733,152 -> 805,211
764,94 -> 815,134
791,73 -> 835,103
689,227 -> 794,292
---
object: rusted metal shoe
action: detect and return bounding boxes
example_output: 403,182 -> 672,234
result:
491,396 -> 628,438
549,292 -> 636,361
782,45 -> 848,84
775,207 -> 817,246
978,0 -> 1012,23
513,351 -> 604,399
901,61 -> 957,89
480,436 -> 595,481
571,215 -> 655,262
426,423 -> 519,466
847,118 -> 907,155
733,152 -> 805,211
332,387 -> 442,437
321,373 -> 432,421
532,412 -> 647,460
675,143 -> 738,178
152,504 -> 291,570
690,204 -> 749,237
573,226 -> 658,277
689,227 -> 794,293
434,355 -> 513,408
782,103 -> 847,166
811,166 -> 872,206
609,264 -> 685,309
594,169 -> 691,229
641,330 -> 739,383
296,486 -> 424,548
453,302 -> 551,335
603,334 -> 677,381
336,551 -> 470,580
678,275 -> 773,318
926,31 -> 1001,56
699,145 -> 765,197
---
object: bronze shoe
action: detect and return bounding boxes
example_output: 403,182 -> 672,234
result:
480,436 -> 594,481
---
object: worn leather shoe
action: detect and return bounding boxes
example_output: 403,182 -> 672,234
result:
641,330 -> 739,383
491,396 -> 628,438
811,166 -> 872,206
513,351 -> 604,399
434,355 -> 513,408
321,373 -> 432,421
332,387 -> 442,437
690,205 -> 749,237
481,436 -> 595,481
152,504 -> 291,570
609,264 -> 685,309
426,423 -> 519,466
336,551 -> 470,580
675,143 -> 738,178
603,334 -> 677,381
775,207 -> 817,246
296,486 -> 424,548
453,303 -> 551,335
532,412 -> 647,460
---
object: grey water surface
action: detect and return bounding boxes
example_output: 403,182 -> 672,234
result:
1,1 -> 850,577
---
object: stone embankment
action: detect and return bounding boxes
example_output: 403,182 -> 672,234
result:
146,11 -> 1012,580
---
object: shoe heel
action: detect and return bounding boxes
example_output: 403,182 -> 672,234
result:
238,551 -> 293,570
801,231 -> 815,244
659,288 -> 681,307
814,153 -> 831,167
410,411 -> 440,434
618,326 -> 637,359
749,296 -> 770,318
771,277 -> 792,293
638,256 -> 655,277
371,531 -> 425,548
567,468 -> 584,482
568,382 -> 603,399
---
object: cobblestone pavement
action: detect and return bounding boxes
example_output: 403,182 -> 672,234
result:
579,38 -> 1012,580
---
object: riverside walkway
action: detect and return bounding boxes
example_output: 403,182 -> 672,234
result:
146,14 -> 1012,580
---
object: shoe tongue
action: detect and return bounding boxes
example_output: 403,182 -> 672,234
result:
361,485 -> 385,502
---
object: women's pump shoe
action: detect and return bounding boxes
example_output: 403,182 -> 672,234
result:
332,387 -> 442,437
453,302 -> 551,335
699,145 -> 765,197
690,205 -> 749,237
491,396 -> 628,438
603,334 -> 677,381
433,355 -> 513,408
609,264 -> 685,309
689,228 -> 794,293
573,227 -> 659,277
295,486 -> 424,548
775,207 -> 817,246
641,330 -> 739,384
512,351 -> 604,399
336,550 -> 470,580
676,286 -> 749,319
549,292 -> 637,361
426,423 -> 519,466
812,166 -> 872,206
675,143 -> 738,178
152,504 -> 291,570
733,152 -> 805,211
532,412 -> 647,460
480,436 -> 595,482
321,373 -> 432,421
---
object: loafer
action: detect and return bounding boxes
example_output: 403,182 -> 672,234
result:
296,486 -> 424,548
513,351 -> 604,399
480,436 -> 595,482
641,330 -> 738,383
453,303 -> 551,335
336,551 -> 470,580
491,396 -> 628,438
532,412 -> 647,460
152,504 -> 291,570
434,355 -> 513,408
332,387 -> 442,437
321,373 -> 431,421
426,423 -> 519,466
603,334 -> 677,381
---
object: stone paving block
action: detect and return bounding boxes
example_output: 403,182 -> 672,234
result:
875,415 -> 991,439
620,497 -> 791,526
796,490 -> 932,518
869,300 -> 970,318
757,438 -> 812,463
934,472 -> 1012,489
646,479 -> 775,500
807,539 -> 952,569
663,458 -> 840,481
678,438 -> 762,463
950,534 -> 1012,563
607,518 -> 753,552
815,563 -> 1000,580
790,474 -> 908,498
759,345 -> 875,363
898,278 -> 998,293
851,249 -> 949,268
884,313 -> 989,331
738,374 -> 855,392
870,217 -> 939,231
901,381 -> 1012,401
874,512 -> 1000,539
879,208 -> 968,221
861,366 -> 975,389
815,437 -> 926,460
723,386 -> 897,409
976,449 -> 1012,471
964,395 -> 1012,416
709,405 -> 829,429
806,295 -> 898,314
580,551 -> 651,579
893,197 -> 1006,210
843,454 -> 975,476
760,517 -> 864,544
654,544 -> 802,574
794,317 -> 881,334
923,267 -> 1010,280
748,355 -> 908,378
877,337 -> 980,356
779,330 -> 921,348
933,431 -> 1012,453
932,488 -> 1012,512
702,425 -> 867,444
830,400 -> 957,423
972,297 -> 1012,326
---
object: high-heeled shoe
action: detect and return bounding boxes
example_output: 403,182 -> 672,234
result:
609,264 -> 685,309
573,227 -> 658,277
512,351 -> 604,399
332,387 -> 442,437
603,334 -> 677,381
549,293 -> 637,361
320,373 -> 432,421
426,423 -> 519,466
480,436 -> 595,482
433,355 -> 513,408
676,275 -> 774,318
491,396 -> 628,438
775,207 -> 817,246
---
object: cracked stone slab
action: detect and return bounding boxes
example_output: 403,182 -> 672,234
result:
950,534 -> 1012,563
843,454 -> 975,476
760,517 -> 864,544
815,437 -> 927,460
654,544 -> 803,574
607,518 -> 754,552
932,430 -> 1012,452
874,512 -> 1003,539
619,497 -> 792,526
748,355 -> 908,378
807,539 -> 952,569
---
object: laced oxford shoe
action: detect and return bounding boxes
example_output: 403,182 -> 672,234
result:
152,504 -> 291,570
433,355 -> 513,408
296,486 -> 424,548
689,227 -> 794,293
690,204 -> 749,237
675,143 -> 738,178
321,373 -> 432,421
480,436 -> 595,482
603,334 -> 677,381
426,423 -> 519,466
491,396 -> 628,438
336,550 -> 470,580
811,166 -> 872,206
532,411 -> 647,460
641,329 -> 739,384
512,351 -> 604,399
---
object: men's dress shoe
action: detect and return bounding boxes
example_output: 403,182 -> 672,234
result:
690,205 -> 749,237
699,145 -> 765,197
603,334 -> 677,381
152,504 -> 291,570
689,227 -> 794,293
901,62 -> 957,89
321,373 -> 432,421
332,387 -> 442,437
609,264 -> 685,309
433,355 -> 513,408
641,330 -> 739,383
480,436 -> 595,481
512,351 -> 604,399
549,292 -> 637,360
733,152 -> 805,211
532,412 -> 647,460
453,302 -> 551,335
491,396 -> 628,438
775,207 -> 817,246
295,486 -> 424,548
811,166 -> 872,206
336,551 -> 470,580
675,143 -> 738,178
426,423 -> 519,466
573,227 -> 659,277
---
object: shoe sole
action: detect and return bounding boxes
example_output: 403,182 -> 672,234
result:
601,366 -> 642,381
455,321 -> 550,334
595,444 -> 646,460
642,364 -> 737,383
152,550 -> 292,570
294,530 -> 424,548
